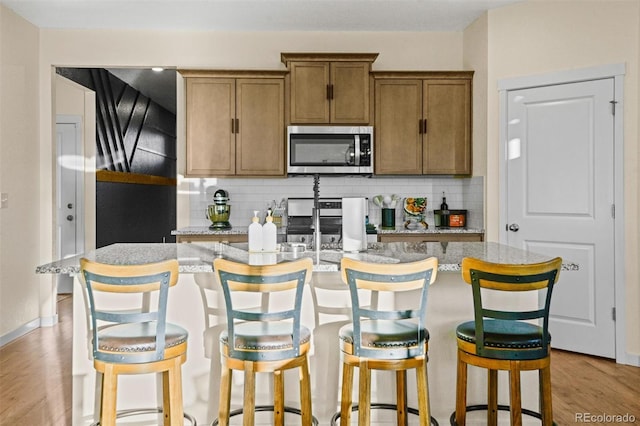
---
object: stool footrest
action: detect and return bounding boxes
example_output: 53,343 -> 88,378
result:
91,407 -> 197,426
211,405 -> 319,426
331,403 -> 439,426
449,404 -> 556,426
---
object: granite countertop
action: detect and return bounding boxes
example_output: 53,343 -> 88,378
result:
172,225 -> 483,236
172,226 -> 252,235
36,241 -> 573,275
376,226 -> 485,234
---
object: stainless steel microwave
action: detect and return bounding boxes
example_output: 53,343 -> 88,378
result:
287,126 -> 373,175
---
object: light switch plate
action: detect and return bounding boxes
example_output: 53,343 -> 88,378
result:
1,193 -> 8,209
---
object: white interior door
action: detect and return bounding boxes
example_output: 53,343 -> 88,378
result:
505,78 -> 616,358
56,118 -> 84,293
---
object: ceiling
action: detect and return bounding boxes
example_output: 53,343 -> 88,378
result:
7,0 -> 522,115
106,68 -> 177,114
1,0 -> 522,32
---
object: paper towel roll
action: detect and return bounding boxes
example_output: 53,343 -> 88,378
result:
342,197 -> 367,252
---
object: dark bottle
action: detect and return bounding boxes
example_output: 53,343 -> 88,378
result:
440,192 -> 450,227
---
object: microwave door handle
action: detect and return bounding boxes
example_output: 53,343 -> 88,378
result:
345,145 -> 355,166
354,135 -> 361,166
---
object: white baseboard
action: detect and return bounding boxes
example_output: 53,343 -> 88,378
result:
40,314 -> 59,327
623,352 -> 640,367
0,315 -> 58,347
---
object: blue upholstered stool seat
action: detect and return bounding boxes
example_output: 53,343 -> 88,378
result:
339,320 -> 428,350
456,319 -> 548,351
97,322 -> 188,354
220,322 -> 311,353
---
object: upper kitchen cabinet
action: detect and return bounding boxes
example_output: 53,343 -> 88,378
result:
281,53 -> 378,124
181,70 -> 287,177
373,71 -> 473,175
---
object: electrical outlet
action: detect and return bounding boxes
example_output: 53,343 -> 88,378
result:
1,193 -> 8,209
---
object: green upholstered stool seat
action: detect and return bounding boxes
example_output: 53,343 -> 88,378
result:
456,320 -> 548,352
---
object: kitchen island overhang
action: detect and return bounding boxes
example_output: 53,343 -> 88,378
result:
37,242 -> 563,425
36,241 -> 559,275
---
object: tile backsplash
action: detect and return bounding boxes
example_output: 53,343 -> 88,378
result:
185,175 -> 484,230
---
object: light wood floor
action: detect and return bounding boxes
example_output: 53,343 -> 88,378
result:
0,295 -> 638,425
0,295 -> 72,425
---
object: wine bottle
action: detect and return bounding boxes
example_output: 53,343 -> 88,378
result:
440,192 -> 450,227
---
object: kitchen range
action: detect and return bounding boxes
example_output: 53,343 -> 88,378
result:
286,197 -> 363,246
286,198 -> 375,247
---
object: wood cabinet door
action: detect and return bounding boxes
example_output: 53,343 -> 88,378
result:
374,79 -> 423,174
422,79 -> 471,174
235,78 -> 285,176
331,62 -> 371,124
289,61 -> 330,123
185,78 -> 235,176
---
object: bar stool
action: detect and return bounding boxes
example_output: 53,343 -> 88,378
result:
334,257 -> 439,426
194,272 -> 271,422
309,273 -> 379,420
213,257 -> 317,426
80,258 -> 192,426
452,257 -> 562,426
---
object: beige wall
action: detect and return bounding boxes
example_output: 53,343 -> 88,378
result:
462,13 -> 489,227
484,0 -> 640,357
42,30 -> 463,70
0,6 -> 43,337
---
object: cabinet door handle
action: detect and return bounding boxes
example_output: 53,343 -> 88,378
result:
326,85 -> 331,100
423,118 -> 428,134
419,119 -> 423,134
231,118 -> 240,133
330,84 -> 334,100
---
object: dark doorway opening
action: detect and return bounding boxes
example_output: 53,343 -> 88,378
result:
56,67 -> 177,247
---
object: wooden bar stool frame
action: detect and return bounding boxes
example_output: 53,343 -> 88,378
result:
213,258 -> 318,426
452,257 -> 562,426
80,258 -> 193,426
334,257 -> 439,426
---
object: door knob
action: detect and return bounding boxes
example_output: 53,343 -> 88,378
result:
66,215 -> 74,221
507,223 -> 519,232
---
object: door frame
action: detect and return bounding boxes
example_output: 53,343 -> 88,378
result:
498,63 -> 631,365
56,115 -> 85,281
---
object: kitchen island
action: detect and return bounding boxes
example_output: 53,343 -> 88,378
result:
37,242 -> 560,425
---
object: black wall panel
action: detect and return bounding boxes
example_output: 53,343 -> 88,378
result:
96,181 -> 176,246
